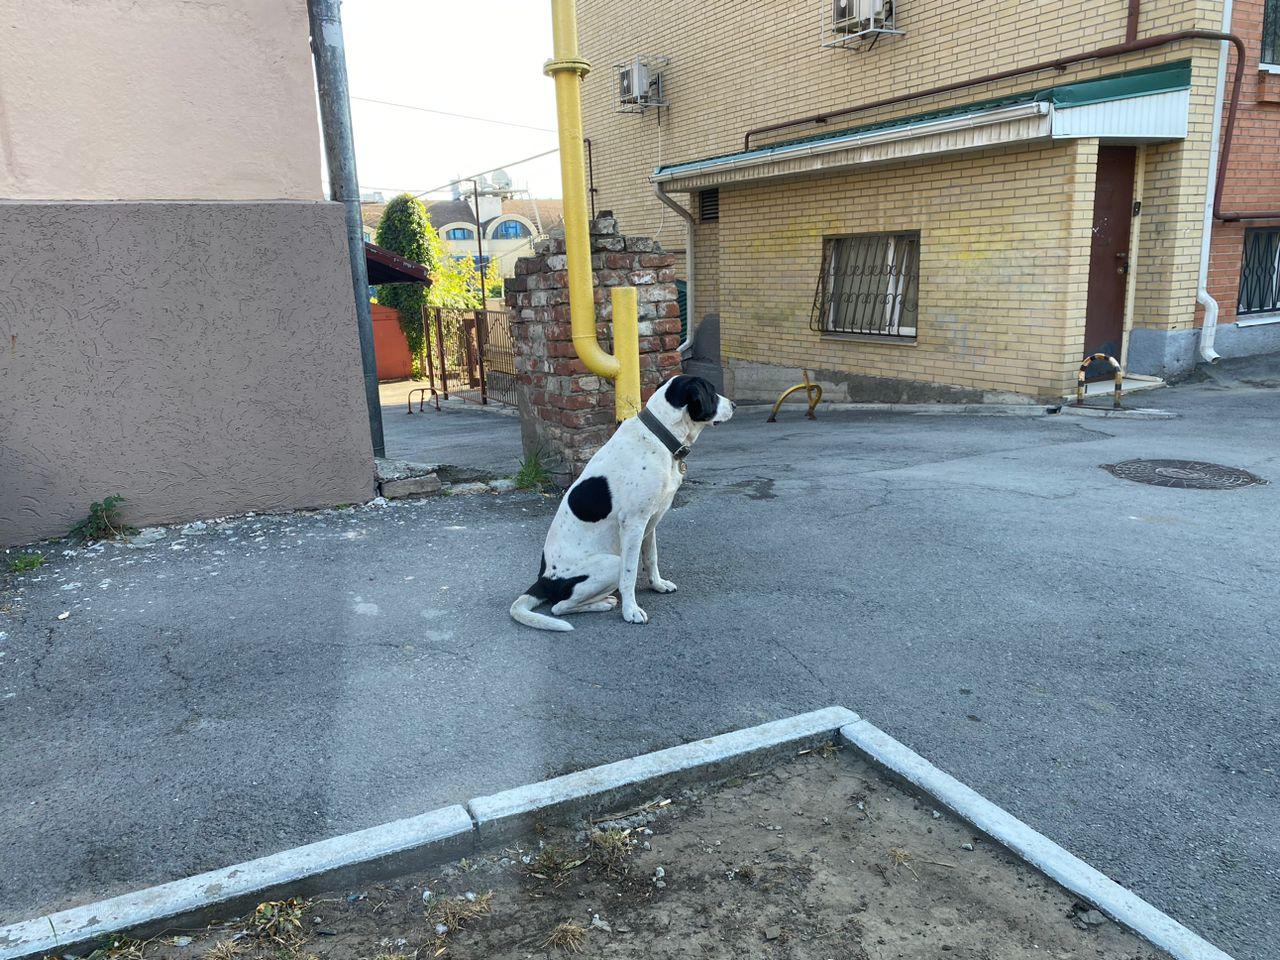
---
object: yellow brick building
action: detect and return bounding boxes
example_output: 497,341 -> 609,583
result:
576,0 -> 1238,402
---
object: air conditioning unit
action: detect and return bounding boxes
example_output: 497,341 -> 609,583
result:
616,56 -> 666,112
619,58 -> 651,104
833,0 -> 891,32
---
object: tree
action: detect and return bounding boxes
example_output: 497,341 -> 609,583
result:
484,258 -> 504,300
374,194 -> 437,362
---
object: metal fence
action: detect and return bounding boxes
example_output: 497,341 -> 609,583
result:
420,307 -> 517,408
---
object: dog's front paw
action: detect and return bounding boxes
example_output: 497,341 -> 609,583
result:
621,603 -> 649,624
649,578 -> 678,594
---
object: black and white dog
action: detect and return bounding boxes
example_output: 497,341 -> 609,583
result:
510,375 -> 734,631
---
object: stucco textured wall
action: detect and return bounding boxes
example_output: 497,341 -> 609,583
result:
0,202 -> 375,547
0,0 -> 323,200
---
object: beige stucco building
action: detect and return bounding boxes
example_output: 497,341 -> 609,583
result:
577,0 -> 1280,403
0,0 -> 374,546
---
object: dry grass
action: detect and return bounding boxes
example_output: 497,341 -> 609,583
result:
426,891 -> 493,933
201,941 -> 246,960
888,847 -> 920,881
541,921 -> 586,953
588,827 -> 634,877
85,937 -> 148,960
525,845 -> 587,884
246,899 -> 307,944
799,741 -> 838,759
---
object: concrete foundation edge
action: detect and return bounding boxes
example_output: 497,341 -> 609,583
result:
839,720 -> 1233,960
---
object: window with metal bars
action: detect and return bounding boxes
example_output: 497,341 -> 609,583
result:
1263,0 -> 1279,64
699,189 -> 719,222
811,232 -> 920,338
1238,227 -> 1280,316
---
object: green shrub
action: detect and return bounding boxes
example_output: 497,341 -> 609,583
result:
70,496 -> 136,542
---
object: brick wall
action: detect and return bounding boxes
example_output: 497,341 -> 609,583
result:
718,140 -> 1098,402
1203,0 -> 1280,326
578,0 -> 1222,252
576,0 -> 1230,388
506,217 -> 683,487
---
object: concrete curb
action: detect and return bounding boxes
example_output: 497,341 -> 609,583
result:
468,705 -> 860,841
1,707 -> 1233,960
0,707 -> 857,960
1057,405 -> 1178,420
0,807 -> 474,960
739,401 -> 1054,418
737,400 -> 1180,421
839,720 -> 1233,960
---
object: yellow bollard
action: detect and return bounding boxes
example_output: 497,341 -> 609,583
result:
767,369 -> 823,422
545,0 -> 641,422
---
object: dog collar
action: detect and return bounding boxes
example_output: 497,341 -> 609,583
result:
638,407 -> 691,464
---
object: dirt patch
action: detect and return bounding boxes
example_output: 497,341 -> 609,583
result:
133,749 -> 1167,960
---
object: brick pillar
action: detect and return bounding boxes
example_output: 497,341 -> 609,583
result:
506,215 -> 683,488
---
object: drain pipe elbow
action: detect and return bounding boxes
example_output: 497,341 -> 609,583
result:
653,181 -> 696,353
1197,290 -> 1222,364
1196,0 -> 1233,367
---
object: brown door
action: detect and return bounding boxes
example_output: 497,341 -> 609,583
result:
1083,146 -> 1136,379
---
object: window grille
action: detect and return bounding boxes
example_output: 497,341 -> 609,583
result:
811,232 -> 919,338
1238,227 -> 1280,316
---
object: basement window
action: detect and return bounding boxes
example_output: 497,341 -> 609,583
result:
699,189 -> 720,223
1238,227 -> 1280,317
811,231 -> 919,339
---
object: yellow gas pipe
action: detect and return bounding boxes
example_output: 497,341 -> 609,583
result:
545,0 -> 640,421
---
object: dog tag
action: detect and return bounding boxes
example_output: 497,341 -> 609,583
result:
679,461 -> 688,477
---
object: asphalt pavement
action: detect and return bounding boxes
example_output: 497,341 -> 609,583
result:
2,366 -> 1278,958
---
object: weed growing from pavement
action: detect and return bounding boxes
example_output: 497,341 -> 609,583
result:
541,920 -> 586,953
513,450 -> 553,491
7,552 -> 45,573
70,496 -> 136,542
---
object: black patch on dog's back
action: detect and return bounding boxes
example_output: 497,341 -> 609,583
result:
527,552 -> 588,605
664,375 -> 718,421
567,475 -> 612,523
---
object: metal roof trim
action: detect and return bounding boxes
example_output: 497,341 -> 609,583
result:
652,102 -> 1051,184
652,59 -> 1192,185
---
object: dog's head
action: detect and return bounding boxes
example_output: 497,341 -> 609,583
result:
659,375 -> 735,426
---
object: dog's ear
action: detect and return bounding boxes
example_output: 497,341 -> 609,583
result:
664,375 -> 718,422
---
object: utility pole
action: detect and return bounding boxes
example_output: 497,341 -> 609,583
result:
471,179 -> 486,302
307,0 -> 386,457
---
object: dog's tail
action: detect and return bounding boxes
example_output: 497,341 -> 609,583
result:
509,593 -> 574,632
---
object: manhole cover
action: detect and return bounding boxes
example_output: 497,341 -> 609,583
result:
1101,459 -> 1265,490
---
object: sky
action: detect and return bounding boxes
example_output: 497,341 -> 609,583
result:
341,0 -> 564,202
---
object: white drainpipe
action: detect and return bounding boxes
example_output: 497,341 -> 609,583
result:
654,182 -> 695,353
1196,0 -> 1234,364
